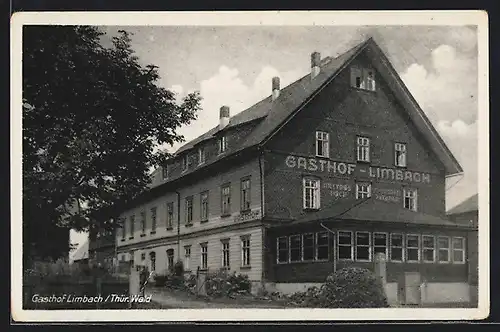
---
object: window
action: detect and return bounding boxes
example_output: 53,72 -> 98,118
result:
422,235 -> 436,263
140,211 -> 146,235
390,233 -> 403,262
200,191 -> 209,222
356,232 -> 371,261
149,252 -> 156,272
150,207 -> 157,233
356,182 -> 372,199
221,184 -> 231,215
121,218 -> 126,240
185,196 -> 193,225
166,249 -> 175,272
198,147 -> 205,165
241,236 -> 251,267
141,253 -> 146,261
162,165 -> 169,180
184,246 -> 191,271
277,236 -> 289,263
316,232 -> 329,260
290,235 -> 302,262
221,240 -> 230,268
452,237 -> 465,263
200,243 -> 208,270
406,235 -> 420,262
303,233 -> 315,261
316,131 -> 330,157
219,136 -> 227,154
303,178 -> 320,209
403,188 -> 418,211
338,231 -> 353,260
129,215 -> 135,238
166,202 -> 174,229
350,67 -> 376,91
182,155 -> 188,172
395,143 -> 407,167
438,236 -> 451,263
356,136 -> 370,162
373,233 -> 388,259
240,178 -> 251,211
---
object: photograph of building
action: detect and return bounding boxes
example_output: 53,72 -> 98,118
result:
113,37 -> 478,305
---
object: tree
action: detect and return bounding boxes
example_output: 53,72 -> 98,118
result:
22,26 -> 201,262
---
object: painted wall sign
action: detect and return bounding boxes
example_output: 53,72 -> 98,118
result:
284,155 -> 431,184
234,209 -> 261,223
323,182 -> 352,198
373,188 -> 401,203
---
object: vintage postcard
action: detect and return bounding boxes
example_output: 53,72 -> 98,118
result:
11,10 -> 489,322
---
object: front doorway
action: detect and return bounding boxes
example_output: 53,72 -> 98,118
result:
404,272 -> 421,305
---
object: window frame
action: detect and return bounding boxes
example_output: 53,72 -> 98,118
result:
241,236 -> 251,267
185,196 -> 194,225
438,236 -> 451,263
316,231 -> 330,261
302,233 -> 315,261
200,191 -> 209,222
277,236 -> 289,264
221,239 -> 231,269
315,131 -> 330,158
149,251 -> 156,272
356,136 -> 371,162
394,142 -> 407,167
303,177 -> 321,210
289,234 -> 302,262
337,231 -> 354,261
355,182 -> 372,199
198,147 -> 205,165
182,155 -> 188,172
166,202 -> 174,230
162,165 -> 169,180
219,135 -> 227,154
422,235 -> 436,263
200,242 -> 208,270
355,231 -> 372,262
129,215 -> 135,239
221,183 -> 231,216
452,237 -> 466,264
150,207 -> 157,233
373,232 -> 388,260
405,234 -> 421,263
351,66 -> 376,91
403,187 -> 418,212
240,177 -> 251,212
390,233 -> 404,262
166,249 -> 175,272
184,245 -> 191,271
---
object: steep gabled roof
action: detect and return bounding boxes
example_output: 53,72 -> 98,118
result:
447,193 -> 478,215
155,37 -> 462,188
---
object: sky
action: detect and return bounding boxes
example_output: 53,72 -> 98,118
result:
70,25 -> 479,257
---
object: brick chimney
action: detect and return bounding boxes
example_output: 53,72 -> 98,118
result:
311,51 -> 321,79
219,106 -> 230,129
272,76 -> 280,101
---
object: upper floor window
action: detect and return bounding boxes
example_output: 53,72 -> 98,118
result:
182,155 -> 188,172
219,136 -> 227,154
166,202 -> 174,230
120,218 -> 126,240
351,66 -> 376,91
315,131 -> 329,158
198,147 -> 205,165
162,165 -> 169,180
150,207 -> 157,233
200,191 -> 209,222
140,211 -> 146,235
403,188 -> 418,211
240,178 -> 251,211
303,178 -> 320,210
357,136 -> 370,162
395,143 -> 407,167
355,182 -> 371,199
129,215 -> 135,238
185,196 -> 193,225
221,184 -> 231,215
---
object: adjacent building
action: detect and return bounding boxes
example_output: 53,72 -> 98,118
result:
113,37 -> 477,305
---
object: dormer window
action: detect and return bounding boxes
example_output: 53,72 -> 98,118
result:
394,143 -> 407,167
182,155 -> 188,172
198,147 -> 205,165
162,165 -> 169,179
351,66 -> 376,91
219,136 -> 227,154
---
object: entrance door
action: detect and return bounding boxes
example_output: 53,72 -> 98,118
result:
404,272 -> 421,305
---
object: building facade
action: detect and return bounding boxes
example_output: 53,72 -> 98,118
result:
114,38 -> 476,305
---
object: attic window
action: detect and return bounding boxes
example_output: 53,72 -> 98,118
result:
162,165 -> 169,179
219,136 -> 227,154
351,67 -> 376,91
182,155 -> 188,172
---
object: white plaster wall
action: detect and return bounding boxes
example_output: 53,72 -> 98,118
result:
421,282 -> 470,303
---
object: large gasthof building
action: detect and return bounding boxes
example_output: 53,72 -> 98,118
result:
113,37 -> 477,306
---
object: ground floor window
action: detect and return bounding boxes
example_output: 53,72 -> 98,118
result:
452,237 -> 465,263
277,236 -> 289,263
184,246 -> 191,271
373,233 -> 388,259
221,239 -> 230,268
338,231 -> 353,260
390,233 -> 403,262
438,236 -> 450,263
290,235 -> 302,262
355,231 -> 371,261
166,249 -> 174,272
149,252 -> 156,271
302,233 -> 315,261
316,232 -> 329,260
241,236 -> 251,267
200,242 -> 208,270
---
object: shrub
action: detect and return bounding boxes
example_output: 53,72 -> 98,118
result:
154,274 -> 169,287
320,267 -> 389,308
205,270 -> 252,298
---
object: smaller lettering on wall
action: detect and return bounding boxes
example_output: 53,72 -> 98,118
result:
323,182 -> 352,199
372,188 -> 401,203
234,208 -> 261,223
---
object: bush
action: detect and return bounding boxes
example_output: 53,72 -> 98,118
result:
154,274 -> 169,287
205,270 -> 252,298
320,267 -> 389,308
